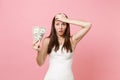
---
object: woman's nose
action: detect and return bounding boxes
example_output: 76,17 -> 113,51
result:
60,24 -> 63,28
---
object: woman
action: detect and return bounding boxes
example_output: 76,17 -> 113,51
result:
33,13 -> 92,80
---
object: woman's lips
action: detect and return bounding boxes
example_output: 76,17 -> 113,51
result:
59,31 -> 63,32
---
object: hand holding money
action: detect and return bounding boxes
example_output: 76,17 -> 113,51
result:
32,26 -> 46,51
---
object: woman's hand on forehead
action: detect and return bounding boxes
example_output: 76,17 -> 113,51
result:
55,14 -> 67,21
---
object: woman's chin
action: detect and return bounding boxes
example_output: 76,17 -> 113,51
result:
58,33 -> 64,36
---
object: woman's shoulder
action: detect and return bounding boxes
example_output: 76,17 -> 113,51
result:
43,37 -> 50,45
44,37 -> 50,41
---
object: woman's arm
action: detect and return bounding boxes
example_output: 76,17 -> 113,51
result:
65,19 -> 92,46
33,38 -> 49,66
56,14 -> 92,47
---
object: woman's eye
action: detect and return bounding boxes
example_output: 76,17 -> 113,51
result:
62,23 -> 66,25
56,23 -> 59,25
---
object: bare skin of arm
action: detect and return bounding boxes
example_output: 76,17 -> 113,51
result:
33,38 -> 50,66
56,14 -> 92,49
67,19 -> 92,48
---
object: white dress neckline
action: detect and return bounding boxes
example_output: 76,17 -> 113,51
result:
44,44 -> 74,80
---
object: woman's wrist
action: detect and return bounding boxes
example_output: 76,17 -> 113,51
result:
64,18 -> 73,24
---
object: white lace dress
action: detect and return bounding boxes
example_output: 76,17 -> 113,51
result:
44,45 -> 74,80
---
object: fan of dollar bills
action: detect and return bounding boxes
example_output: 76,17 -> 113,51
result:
33,26 -> 46,42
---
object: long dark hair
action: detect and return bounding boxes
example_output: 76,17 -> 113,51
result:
47,13 -> 72,54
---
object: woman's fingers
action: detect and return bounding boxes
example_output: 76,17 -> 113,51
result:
32,40 -> 40,50
32,40 -> 39,46
32,44 -> 39,50
56,14 -> 66,19
55,14 -> 67,22
33,40 -> 39,44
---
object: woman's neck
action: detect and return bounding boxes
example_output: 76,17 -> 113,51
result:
57,35 -> 65,45
57,35 -> 64,39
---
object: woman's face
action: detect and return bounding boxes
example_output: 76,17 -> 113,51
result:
54,14 -> 67,36
54,20 -> 67,36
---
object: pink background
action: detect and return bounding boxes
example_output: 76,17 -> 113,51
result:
0,0 -> 120,80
